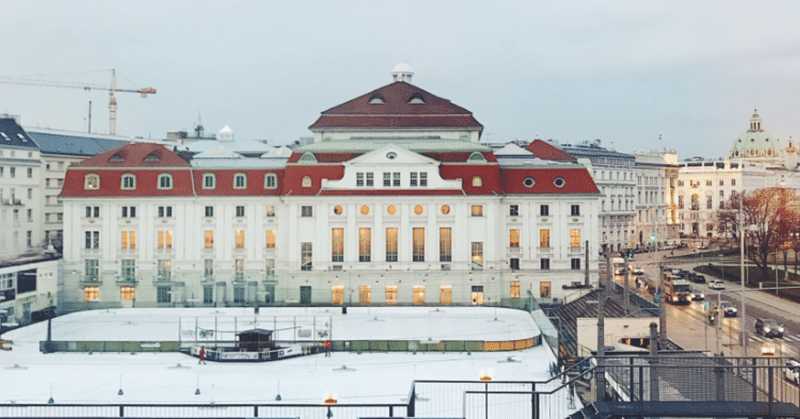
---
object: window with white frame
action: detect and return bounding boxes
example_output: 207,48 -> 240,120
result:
202,174 -> 215,189
121,174 -> 136,190
234,173 -> 247,189
264,173 -> 277,189
158,174 -> 173,189
85,174 -> 100,190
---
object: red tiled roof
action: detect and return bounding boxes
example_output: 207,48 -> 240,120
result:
61,169 -> 195,197
73,143 -> 190,167
500,168 -> 600,194
309,81 -> 483,130
525,140 -> 578,163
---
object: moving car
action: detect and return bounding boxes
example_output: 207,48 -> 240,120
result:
720,301 -> 737,317
755,318 -> 785,338
690,287 -> 705,301
633,266 -> 644,276
762,343 -> 776,357
784,360 -> 800,385
709,280 -> 725,290
688,273 -> 706,283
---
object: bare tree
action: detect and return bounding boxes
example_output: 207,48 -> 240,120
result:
715,188 -> 800,284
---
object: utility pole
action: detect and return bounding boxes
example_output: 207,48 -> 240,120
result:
596,250 -> 610,402
584,240 -> 590,288
740,188 -> 747,356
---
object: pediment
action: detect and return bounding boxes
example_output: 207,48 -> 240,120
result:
346,144 -> 437,167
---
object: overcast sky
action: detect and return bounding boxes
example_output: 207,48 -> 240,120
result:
2,1 -> 799,159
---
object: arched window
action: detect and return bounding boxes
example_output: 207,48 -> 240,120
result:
302,176 -> 312,188
264,173 -> 277,189
85,174 -> 100,190
472,176 -> 483,187
298,153 -> 317,164
202,174 -> 215,189
234,173 -> 247,189
121,174 -> 136,190
468,152 -> 487,163
157,174 -> 173,190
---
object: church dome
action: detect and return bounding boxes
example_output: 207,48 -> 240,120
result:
729,110 -> 784,159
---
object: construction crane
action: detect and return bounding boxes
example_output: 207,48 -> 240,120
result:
0,69 -> 156,135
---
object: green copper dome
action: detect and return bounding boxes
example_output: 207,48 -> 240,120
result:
729,111 -> 784,159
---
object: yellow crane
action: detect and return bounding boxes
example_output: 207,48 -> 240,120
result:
0,69 -> 156,135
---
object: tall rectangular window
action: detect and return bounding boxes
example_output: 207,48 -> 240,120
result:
385,285 -> 398,305
83,286 -> 99,301
365,173 -> 374,187
439,227 -> 452,262
359,227 -> 371,262
356,173 -> 364,187
120,286 -> 135,300
204,206 -> 214,217
540,258 -> 550,270
412,285 -> 425,305
85,231 -> 100,249
266,205 -> 275,217
301,206 -> 313,217
540,281 -> 552,298
540,205 -> 549,216
571,205 -> 580,216
235,230 -> 245,248
121,259 -> 135,282
439,285 -> 452,305
412,227 -> 425,262
383,172 -> 391,187
235,259 -> 245,282
393,172 -> 400,187
509,229 -> 520,248
121,206 -> 136,218
157,260 -> 171,282
539,229 -> 550,247
331,285 -> 344,304
410,172 -> 418,187
158,230 -> 173,249
509,205 -> 519,216
419,172 -> 427,187
236,206 -> 245,217
266,230 -> 276,249
385,227 -> 398,262
85,259 -> 99,281
204,230 -> 214,248
121,230 -> 136,249
359,285 -> 371,304
471,242 -> 483,270
471,205 -> 483,216
157,286 -> 171,303
158,206 -> 172,217
570,229 -> 581,247
332,228 -> 344,262
301,242 -> 313,271
204,259 -> 214,279
571,258 -> 581,270
265,259 -> 275,279
510,281 -> 520,298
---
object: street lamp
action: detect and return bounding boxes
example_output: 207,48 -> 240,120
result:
719,254 -> 724,281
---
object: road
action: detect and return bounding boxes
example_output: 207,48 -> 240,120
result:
615,248 -> 800,359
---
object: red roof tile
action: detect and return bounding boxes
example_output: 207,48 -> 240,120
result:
525,140 -> 578,163
500,168 -> 599,194
73,143 -> 190,167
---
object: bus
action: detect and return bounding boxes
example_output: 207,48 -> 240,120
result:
612,257 -> 627,275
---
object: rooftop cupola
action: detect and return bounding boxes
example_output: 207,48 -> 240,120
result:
749,108 -> 763,132
391,62 -> 414,83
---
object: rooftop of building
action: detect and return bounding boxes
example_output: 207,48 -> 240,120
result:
0,117 -> 38,150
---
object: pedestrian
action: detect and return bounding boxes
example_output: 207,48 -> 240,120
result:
198,346 -> 206,364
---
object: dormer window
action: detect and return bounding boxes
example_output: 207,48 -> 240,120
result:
234,173 -> 247,189
121,174 -> 136,190
158,174 -> 173,190
302,176 -> 312,188
109,153 -> 125,162
298,153 -> 317,164
408,93 -> 425,104
17,133 -> 27,142
369,93 -> 385,104
144,152 -> 160,162
472,176 -> 483,187
468,152 -> 487,163
0,133 -> 9,141
85,174 -> 100,190
202,174 -> 216,189
264,173 -> 278,189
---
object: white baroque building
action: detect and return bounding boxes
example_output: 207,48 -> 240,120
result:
59,67 -> 601,311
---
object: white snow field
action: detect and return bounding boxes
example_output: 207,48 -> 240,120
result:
0,306 -> 578,418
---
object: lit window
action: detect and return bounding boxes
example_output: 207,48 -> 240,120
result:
385,285 -> 398,305
121,174 -> 136,190
413,285 -> 425,305
570,229 -> 581,247
439,227 -> 452,262
85,174 -> 100,190
359,228 -> 371,262
360,205 -> 370,215
301,242 -> 313,271
333,205 -> 343,215
120,286 -> 135,300
540,229 -> 550,247
302,176 -> 312,188
266,230 -> 276,249
266,205 -> 275,217
203,174 -> 215,189
235,230 -> 245,248
385,227 -> 398,262
331,228 -> 344,262
84,286 -> 99,301
158,174 -> 173,189
204,230 -> 214,248
387,205 -> 397,215
510,281 -> 520,299
440,285 -> 452,305
471,242 -> 483,270
472,176 -> 482,187
234,173 -> 247,189
413,228 -> 425,262
331,285 -> 344,304
359,285 -> 371,304
441,205 -> 450,215
414,205 -> 424,215
121,230 -> 136,249
158,230 -> 173,249
540,281 -> 551,297
471,205 -> 483,216
509,229 -> 520,247
264,174 -> 277,189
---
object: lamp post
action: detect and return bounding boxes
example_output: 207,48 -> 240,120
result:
739,186 -> 747,356
719,254 -> 724,281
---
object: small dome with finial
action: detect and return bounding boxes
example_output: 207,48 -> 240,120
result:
391,63 -> 414,83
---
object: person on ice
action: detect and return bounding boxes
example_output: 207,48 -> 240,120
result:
198,346 -> 207,364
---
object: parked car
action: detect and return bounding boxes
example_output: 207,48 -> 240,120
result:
720,301 -> 737,317
784,360 -> 800,385
709,280 -> 725,290
688,273 -> 706,284
755,318 -> 785,338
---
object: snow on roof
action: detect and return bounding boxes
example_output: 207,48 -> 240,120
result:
494,143 -> 533,156
0,307 -> 559,406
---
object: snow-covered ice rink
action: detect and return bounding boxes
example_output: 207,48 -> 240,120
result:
0,306 -> 576,417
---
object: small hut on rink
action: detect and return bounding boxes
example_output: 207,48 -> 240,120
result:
236,328 -> 275,352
